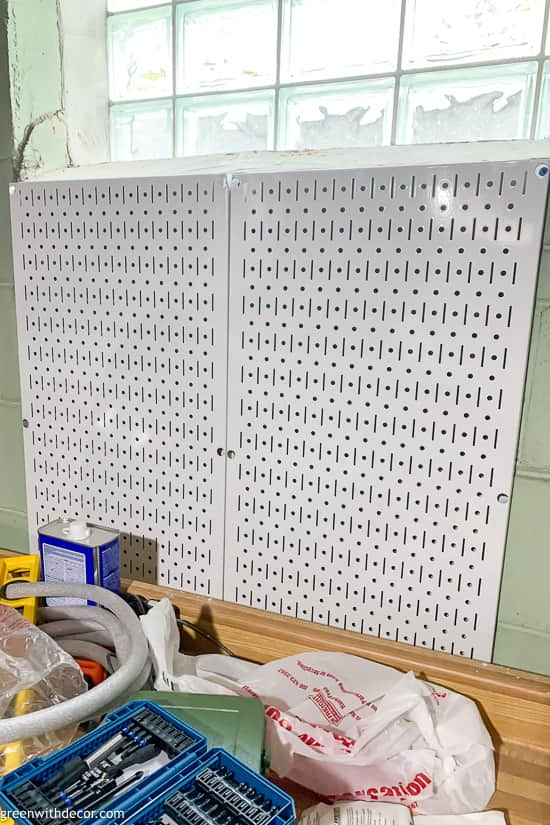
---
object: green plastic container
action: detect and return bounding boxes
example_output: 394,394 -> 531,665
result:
132,691 -> 266,773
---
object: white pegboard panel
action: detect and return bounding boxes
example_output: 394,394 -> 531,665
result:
10,175 -> 229,594
224,161 -> 549,660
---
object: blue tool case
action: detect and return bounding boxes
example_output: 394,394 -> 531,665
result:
0,701 -> 296,825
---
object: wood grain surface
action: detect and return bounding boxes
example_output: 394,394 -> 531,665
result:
126,580 -> 550,824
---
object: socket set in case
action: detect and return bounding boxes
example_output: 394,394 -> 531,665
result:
0,702 -> 206,823
0,702 -> 295,825
124,749 -> 295,825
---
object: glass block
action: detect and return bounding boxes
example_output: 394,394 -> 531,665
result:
176,0 -> 277,94
108,0 -> 168,11
536,60 -> 550,139
279,80 -> 394,150
397,63 -> 537,145
176,92 -> 275,156
108,7 -> 172,101
281,0 -> 401,83
110,101 -> 173,161
403,0 -> 545,69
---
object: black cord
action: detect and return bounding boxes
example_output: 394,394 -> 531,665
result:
125,593 -> 150,616
134,596 -> 236,657
175,617 -> 236,658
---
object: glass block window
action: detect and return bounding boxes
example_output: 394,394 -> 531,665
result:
107,0 -> 550,160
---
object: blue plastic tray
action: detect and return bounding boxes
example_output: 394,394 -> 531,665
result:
124,748 -> 295,825
0,701 -> 206,822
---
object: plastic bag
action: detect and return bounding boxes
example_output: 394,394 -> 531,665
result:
239,653 -> 495,814
140,598 -> 258,695
141,600 -> 495,815
0,603 -> 87,774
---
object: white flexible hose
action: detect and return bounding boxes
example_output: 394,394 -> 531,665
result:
0,582 -> 150,745
51,644 -> 151,715
43,626 -> 115,648
38,606 -> 151,688
40,618 -> 105,634
40,619 -> 110,639
38,607 -> 106,622
57,640 -> 115,671
38,599 -> 152,694
53,630 -> 116,647
38,606 -> 131,658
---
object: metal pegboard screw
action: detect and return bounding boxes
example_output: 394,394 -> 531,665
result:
8,185 -> 15,196
216,447 -> 225,457
536,164 -> 549,178
224,174 -> 241,190
227,450 -> 236,459
22,419 -> 29,428
497,493 -> 509,504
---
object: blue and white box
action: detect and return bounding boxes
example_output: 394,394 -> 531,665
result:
38,518 -> 121,605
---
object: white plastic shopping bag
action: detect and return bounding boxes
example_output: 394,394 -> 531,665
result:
141,601 -> 494,815
239,652 -> 494,814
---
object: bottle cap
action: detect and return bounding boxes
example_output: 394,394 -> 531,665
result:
63,519 -> 90,540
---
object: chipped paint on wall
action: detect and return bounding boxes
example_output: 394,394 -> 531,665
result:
7,0 -> 69,178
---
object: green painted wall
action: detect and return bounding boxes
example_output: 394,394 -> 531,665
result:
494,240 -> 550,675
8,0 -> 67,176
0,1 -> 548,674
0,0 -> 68,553
0,0 -> 26,552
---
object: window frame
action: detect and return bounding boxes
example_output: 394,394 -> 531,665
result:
105,0 -> 550,160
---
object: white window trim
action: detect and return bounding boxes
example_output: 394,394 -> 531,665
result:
33,138 -> 550,182
59,0 -> 110,167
